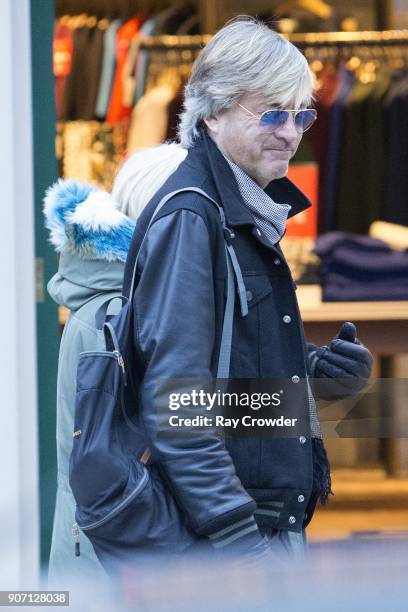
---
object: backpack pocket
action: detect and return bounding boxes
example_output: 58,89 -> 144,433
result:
69,351 -> 139,512
69,350 -> 198,568
76,460 -> 200,568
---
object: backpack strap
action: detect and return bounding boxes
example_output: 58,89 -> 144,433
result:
129,187 -> 247,380
96,187 -> 248,380
128,187 -> 248,320
95,295 -> 128,330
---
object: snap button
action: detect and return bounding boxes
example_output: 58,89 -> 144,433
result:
224,228 -> 235,242
298,495 -> 305,503
274,258 -> 281,265
299,436 -> 306,444
292,375 -> 300,384
288,516 -> 296,525
283,315 -> 291,324
246,290 -> 253,301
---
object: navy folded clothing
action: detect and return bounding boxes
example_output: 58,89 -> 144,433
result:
322,247 -> 408,279
314,232 -> 408,301
322,281 -> 408,301
315,232 -> 392,256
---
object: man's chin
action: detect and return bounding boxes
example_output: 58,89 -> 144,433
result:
265,168 -> 288,184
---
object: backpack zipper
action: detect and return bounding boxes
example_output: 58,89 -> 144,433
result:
113,350 -> 127,386
72,349 -> 143,555
72,523 -> 80,557
74,467 -> 149,534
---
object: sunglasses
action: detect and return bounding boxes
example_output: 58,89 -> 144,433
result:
237,103 -> 317,133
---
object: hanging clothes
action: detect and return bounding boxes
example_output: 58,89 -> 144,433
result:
53,19 -> 408,239
132,7 -> 199,106
307,61 -> 342,234
61,24 -> 105,121
126,75 -> 182,152
156,4 -> 197,34
302,53 -> 408,235
53,20 -> 73,121
95,19 -> 122,120
176,14 -> 201,35
335,66 -> 392,234
106,17 -> 142,125
323,65 -> 356,232
132,18 -> 157,105
165,76 -> 188,141
383,68 -> 408,227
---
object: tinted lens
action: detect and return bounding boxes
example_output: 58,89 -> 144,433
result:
259,110 -> 289,130
294,109 -> 316,132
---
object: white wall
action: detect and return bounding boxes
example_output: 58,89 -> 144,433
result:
0,0 -> 40,589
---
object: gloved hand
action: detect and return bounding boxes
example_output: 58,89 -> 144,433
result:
309,322 -> 373,400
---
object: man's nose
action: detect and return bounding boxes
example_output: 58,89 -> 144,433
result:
274,113 -> 299,142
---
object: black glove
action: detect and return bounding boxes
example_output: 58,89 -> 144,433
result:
310,322 -> 373,400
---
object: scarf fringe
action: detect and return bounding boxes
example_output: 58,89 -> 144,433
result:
312,437 -> 334,505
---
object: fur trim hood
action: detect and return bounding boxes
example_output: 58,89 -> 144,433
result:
43,178 -> 136,263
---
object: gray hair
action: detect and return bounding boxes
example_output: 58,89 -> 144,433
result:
112,143 -> 187,220
178,16 -> 315,148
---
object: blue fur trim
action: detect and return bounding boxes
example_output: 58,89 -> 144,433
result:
43,178 -> 136,263
43,178 -> 95,249
67,221 -> 136,262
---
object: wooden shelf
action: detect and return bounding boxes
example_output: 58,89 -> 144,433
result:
297,285 -> 408,322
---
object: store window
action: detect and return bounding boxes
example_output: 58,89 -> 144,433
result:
47,0 -> 408,560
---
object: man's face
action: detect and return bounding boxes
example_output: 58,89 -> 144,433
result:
205,92 -> 304,188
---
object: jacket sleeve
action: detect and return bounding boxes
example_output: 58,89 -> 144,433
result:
133,208 -> 258,537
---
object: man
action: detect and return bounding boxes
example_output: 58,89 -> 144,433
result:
123,17 -> 373,563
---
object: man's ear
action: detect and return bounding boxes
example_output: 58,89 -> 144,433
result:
203,115 -> 220,135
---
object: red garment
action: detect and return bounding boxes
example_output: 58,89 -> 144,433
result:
106,17 -> 142,125
53,22 -> 73,120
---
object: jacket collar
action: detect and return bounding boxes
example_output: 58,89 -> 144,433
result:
186,126 -> 312,229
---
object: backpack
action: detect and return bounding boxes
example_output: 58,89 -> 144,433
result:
69,187 -> 248,571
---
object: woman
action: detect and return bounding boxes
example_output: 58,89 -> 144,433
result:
44,143 -> 187,588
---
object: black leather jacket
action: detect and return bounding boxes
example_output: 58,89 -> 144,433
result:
123,128 -> 329,537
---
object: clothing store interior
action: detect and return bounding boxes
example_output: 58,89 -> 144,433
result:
44,0 -> 408,560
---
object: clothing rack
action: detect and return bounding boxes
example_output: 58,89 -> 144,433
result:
290,29 -> 408,48
56,0 -> 173,20
139,30 -> 408,50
